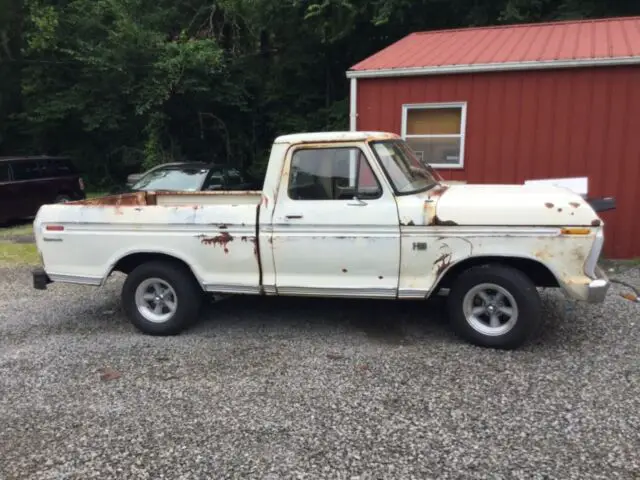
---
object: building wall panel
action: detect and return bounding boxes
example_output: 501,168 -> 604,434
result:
355,66 -> 640,258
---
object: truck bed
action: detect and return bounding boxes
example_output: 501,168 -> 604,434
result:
34,190 -> 265,290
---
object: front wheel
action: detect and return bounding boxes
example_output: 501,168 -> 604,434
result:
121,260 -> 203,335
447,264 -> 542,349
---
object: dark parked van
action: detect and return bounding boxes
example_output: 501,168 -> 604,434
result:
0,156 -> 86,224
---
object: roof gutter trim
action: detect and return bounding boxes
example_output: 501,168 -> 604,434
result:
346,56 -> 640,78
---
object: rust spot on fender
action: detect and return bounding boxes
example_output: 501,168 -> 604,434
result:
428,185 -> 449,198
400,218 -> 415,226
198,232 -> 234,253
569,202 -> 580,208
534,249 -> 553,261
434,252 -> 452,276
557,208 -> 563,212
431,216 -> 458,226
591,219 -> 602,226
545,202 -> 554,209
342,268 -> 348,273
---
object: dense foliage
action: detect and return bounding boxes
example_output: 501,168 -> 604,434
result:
1,0 -> 637,186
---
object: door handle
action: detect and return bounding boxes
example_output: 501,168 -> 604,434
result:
285,214 -> 303,219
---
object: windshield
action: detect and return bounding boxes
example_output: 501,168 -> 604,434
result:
132,166 -> 209,191
370,140 -> 442,194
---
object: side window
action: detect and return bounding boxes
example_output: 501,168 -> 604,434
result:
0,164 -> 9,182
52,159 -> 75,176
288,147 -> 382,201
39,160 -> 58,177
225,168 -> 243,186
11,161 -> 41,181
203,171 -> 224,190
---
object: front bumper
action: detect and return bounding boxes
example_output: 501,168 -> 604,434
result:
586,266 -> 610,303
561,266 -> 610,304
32,267 -> 52,290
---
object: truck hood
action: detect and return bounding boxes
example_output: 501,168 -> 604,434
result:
432,184 -> 601,227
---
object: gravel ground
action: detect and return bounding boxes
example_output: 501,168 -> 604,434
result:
1,265 -> 639,479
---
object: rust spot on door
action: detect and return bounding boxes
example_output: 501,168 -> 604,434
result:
545,202 -> 554,209
569,202 -> 580,208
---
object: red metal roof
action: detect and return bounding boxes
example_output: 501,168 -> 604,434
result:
348,16 -> 640,77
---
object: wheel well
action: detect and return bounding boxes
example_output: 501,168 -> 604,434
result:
112,252 -> 197,279
437,256 -> 560,289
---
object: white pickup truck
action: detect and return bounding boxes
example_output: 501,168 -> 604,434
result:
32,131 -> 610,349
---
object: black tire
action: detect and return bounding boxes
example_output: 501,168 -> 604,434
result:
446,264 -> 542,350
121,260 -> 203,336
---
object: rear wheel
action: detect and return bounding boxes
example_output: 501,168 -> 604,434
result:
447,264 -> 541,349
121,260 -> 203,335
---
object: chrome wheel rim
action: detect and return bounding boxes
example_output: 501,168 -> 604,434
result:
135,278 -> 178,323
462,283 -> 519,336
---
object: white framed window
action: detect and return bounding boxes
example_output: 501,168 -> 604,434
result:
401,102 -> 467,169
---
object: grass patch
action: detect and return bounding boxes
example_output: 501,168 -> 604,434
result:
0,242 -> 40,266
0,223 -> 34,239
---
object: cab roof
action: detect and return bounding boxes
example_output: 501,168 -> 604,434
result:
274,131 -> 399,145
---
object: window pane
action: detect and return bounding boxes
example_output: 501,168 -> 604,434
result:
11,161 -> 41,181
406,107 -> 461,135
51,159 -> 76,176
133,167 -> 209,191
356,155 -> 381,199
0,164 -> 9,182
406,137 -> 461,166
39,161 -> 58,177
225,168 -> 243,185
288,147 -> 380,200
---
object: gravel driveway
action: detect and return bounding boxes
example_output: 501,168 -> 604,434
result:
1,265 -> 639,479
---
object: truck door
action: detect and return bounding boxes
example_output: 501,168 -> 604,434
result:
270,143 -> 401,297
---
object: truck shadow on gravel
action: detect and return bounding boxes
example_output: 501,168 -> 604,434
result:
194,295 -> 461,346
188,290 -> 598,350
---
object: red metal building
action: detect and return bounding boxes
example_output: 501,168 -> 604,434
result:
347,16 -> 640,259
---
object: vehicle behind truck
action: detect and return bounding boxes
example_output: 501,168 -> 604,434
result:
0,155 -> 85,224
31,131 -> 610,350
